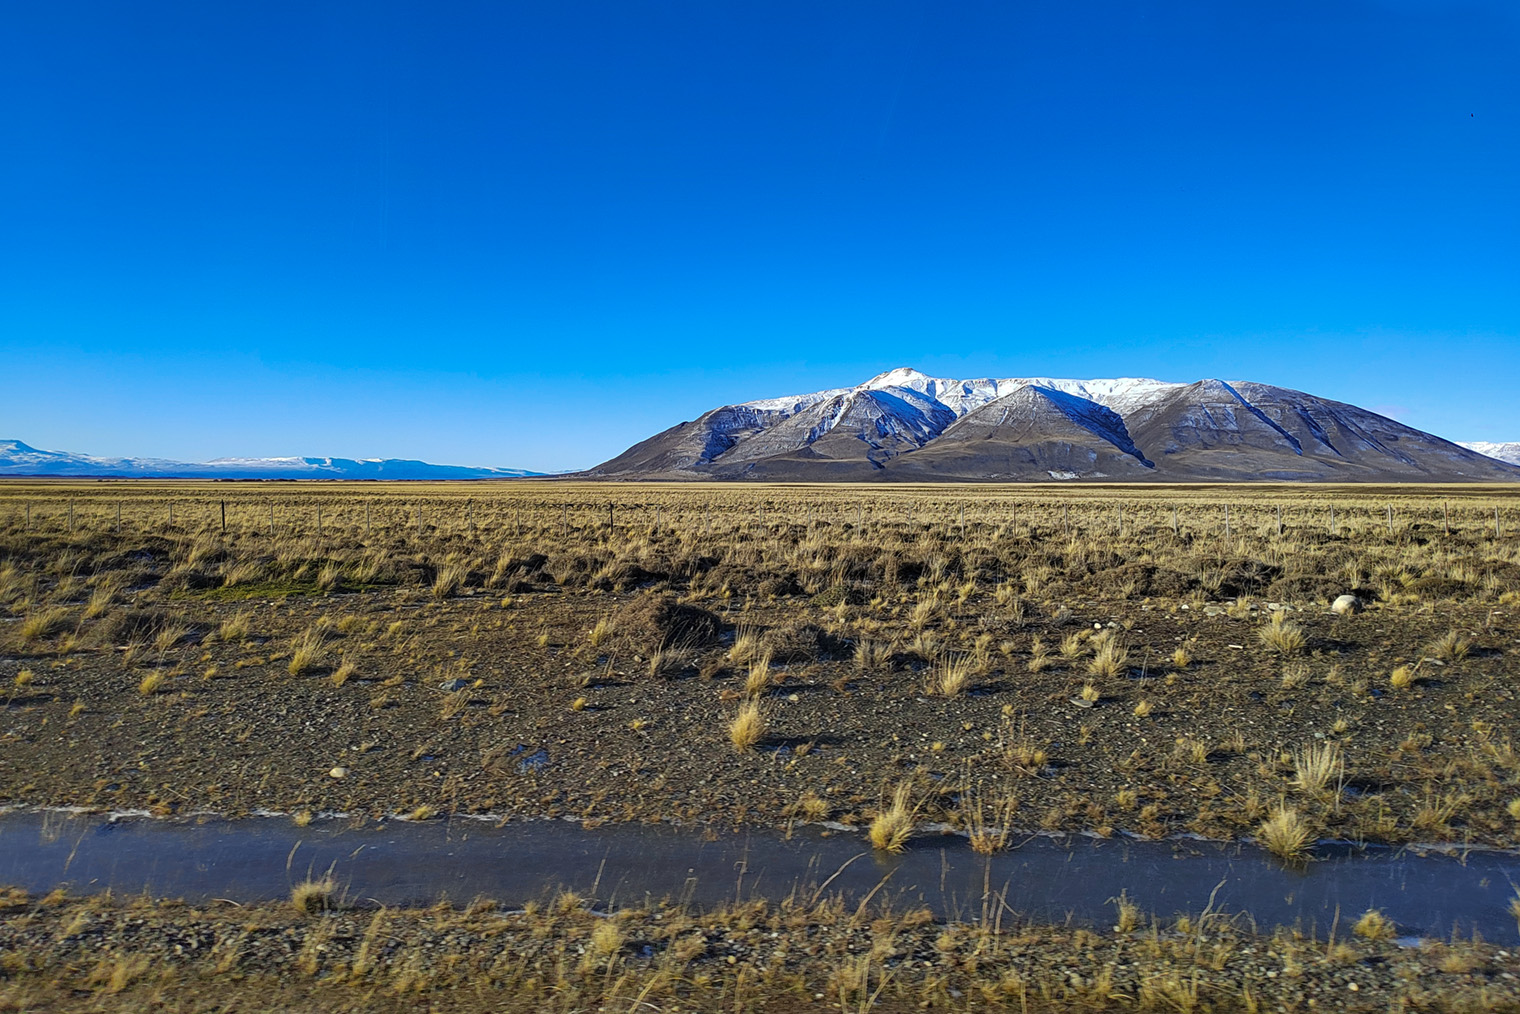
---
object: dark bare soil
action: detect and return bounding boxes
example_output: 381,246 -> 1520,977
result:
3,572 -> 1518,853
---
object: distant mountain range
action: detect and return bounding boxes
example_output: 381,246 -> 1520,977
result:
0,440 -> 540,480
590,368 -> 1520,482
1458,442 -> 1520,467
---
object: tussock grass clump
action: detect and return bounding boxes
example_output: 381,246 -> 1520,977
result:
1352,909 -> 1396,941
743,650 -> 774,696
926,653 -> 974,697
137,670 -> 169,695
728,699 -> 766,752
1428,629 -> 1472,663
20,607 -> 70,643
1390,665 -> 1418,690
1259,805 -> 1314,860
1257,612 -> 1306,656
1086,639 -> 1128,678
431,563 -> 468,599
853,638 -> 891,672
1027,635 -> 1052,673
869,781 -> 918,853
218,610 -> 252,642
729,624 -> 761,666
153,623 -> 190,652
287,627 -> 327,676
1290,741 -> 1343,797
290,877 -> 336,916
330,659 -> 357,687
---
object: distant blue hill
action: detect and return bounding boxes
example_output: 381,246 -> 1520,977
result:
0,440 -> 542,480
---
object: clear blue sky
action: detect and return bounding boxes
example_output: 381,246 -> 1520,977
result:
3,1 -> 1517,471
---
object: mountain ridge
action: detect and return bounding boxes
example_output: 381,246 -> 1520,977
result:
590,368 -> 1520,483
0,440 -> 540,480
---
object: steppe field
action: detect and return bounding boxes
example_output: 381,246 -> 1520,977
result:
5,478 -> 1520,1013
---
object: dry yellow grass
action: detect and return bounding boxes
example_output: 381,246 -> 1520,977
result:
1259,805 -> 1314,860
728,699 -> 766,752
869,781 -> 918,853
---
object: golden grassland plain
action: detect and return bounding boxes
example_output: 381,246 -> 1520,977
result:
4,479 -> 1520,1011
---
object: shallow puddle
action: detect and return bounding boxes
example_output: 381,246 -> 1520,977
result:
2,810 -> 1515,942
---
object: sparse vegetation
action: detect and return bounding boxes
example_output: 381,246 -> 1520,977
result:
0,481 -> 1518,863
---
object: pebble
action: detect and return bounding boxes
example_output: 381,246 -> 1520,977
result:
329,767 -> 348,779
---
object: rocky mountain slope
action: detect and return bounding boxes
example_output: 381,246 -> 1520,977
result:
0,440 -> 539,480
591,369 -> 1520,482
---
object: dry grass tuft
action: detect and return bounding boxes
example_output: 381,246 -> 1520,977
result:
963,778 -> 1017,855
1257,612 -> 1306,655
926,653 -> 975,697
1290,741 -> 1344,796
1352,909 -> 1396,941
869,781 -> 918,853
290,877 -> 337,916
431,563 -> 468,599
1258,805 -> 1314,860
743,650 -> 775,696
287,627 -> 327,676
218,610 -> 252,642
1428,629 -> 1472,663
20,607 -> 71,643
728,699 -> 767,752
1086,639 -> 1128,678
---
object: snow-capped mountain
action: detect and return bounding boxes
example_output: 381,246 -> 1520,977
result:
591,368 -> 1520,482
0,440 -> 540,480
1459,442 -> 1520,467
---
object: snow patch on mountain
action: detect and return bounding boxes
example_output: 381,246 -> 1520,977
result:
0,440 -> 540,479
1460,442 -> 1520,466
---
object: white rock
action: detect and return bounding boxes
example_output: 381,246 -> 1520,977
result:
1331,594 -> 1362,615
329,766 -> 348,779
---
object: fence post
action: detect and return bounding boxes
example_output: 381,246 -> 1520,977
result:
221,500 -> 226,534
1442,500 -> 1449,536
1171,506 -> 1178,535
1275,504 -> 1281,536
1329,506 -> 1336,535
1062,504 -> 1069,536
1385,504 -> 1393,535
117,502 -> 122,534
1223,504 -> 1230,537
